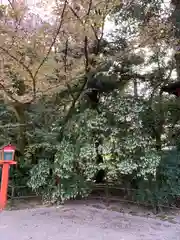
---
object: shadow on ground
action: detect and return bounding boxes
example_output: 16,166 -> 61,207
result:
0,200 -> 180,240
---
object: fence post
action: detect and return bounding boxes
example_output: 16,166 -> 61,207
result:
105,182 -> 109,206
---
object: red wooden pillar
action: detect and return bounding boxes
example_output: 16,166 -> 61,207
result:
0,163 -> 12,210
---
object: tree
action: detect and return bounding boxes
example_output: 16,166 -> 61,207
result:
0,0 -> 120,152
0,2 -> 66,152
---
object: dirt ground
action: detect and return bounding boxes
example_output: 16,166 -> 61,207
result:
0,199 -> 180,240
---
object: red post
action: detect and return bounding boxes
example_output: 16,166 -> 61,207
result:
0,163 -> 10,210
0,161 -> 16,210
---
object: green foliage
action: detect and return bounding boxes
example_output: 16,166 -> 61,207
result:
134,149 -> 180,209
26,91 -> 161,203
27,144 -> 92,203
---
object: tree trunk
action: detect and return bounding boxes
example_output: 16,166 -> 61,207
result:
133,78 -> 138,98
10,102 -> 27,154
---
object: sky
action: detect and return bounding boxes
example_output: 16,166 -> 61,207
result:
0,0 -> 171,35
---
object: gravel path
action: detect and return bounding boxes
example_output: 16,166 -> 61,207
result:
0,204 -> 180,240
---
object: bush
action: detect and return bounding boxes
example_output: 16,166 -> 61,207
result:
27,93 -> 162,204
133,149 -> 180,210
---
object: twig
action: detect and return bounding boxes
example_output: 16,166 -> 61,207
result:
63,39 -> 69,74
68,4 -> 100,43
7,0 -> 19,22
86,0 -> 92,16
84,36 -> 89,72
7,0 -> 25,47
33,0 -> 68,85
0,122 -> 33,129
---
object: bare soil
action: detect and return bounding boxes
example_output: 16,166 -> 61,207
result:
0,198 -> 180,240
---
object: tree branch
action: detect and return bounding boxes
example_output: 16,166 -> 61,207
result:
68,3 -> 99,41
0,0 -> 68,103
57,36 -> 90,141
0,82 -> 19,103
33,0 -> 68,82
0,46 -> 35,103
62,38 -> 76,101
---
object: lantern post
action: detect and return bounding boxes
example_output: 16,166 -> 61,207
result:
0,144 -> 17,210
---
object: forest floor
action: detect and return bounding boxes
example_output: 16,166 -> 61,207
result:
0,198 -> 180,240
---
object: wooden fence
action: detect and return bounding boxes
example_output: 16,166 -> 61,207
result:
6,183 -> 180,213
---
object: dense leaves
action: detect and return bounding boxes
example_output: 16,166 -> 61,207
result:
26,92 -> 161,203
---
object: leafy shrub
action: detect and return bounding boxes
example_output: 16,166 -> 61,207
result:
27,92 -> 161,204
133,149 -> 180,210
